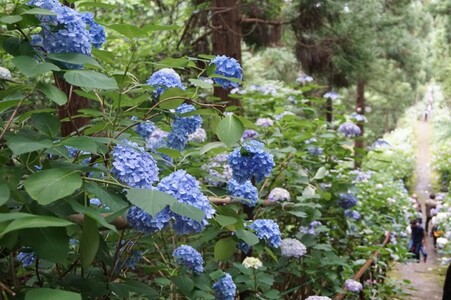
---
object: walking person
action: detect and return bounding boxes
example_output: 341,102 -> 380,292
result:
409,219 -> 427,263
425,193 -> 437,234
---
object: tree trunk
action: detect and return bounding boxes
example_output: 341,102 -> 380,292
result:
211,0 -> 242,108
326,98 -> 333,123
354,79 -> 365,168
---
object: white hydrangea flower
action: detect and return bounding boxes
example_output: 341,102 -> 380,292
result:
437,238 -> 448,249
0,67 -> 12,80
242,257 -> 263,269
305,296 -> 332,300
268,187 -> 290,202
280,238 -> 306,258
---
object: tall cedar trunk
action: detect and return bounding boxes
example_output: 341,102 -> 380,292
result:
326,98 -> 333,123
354,79 -> 365,169
58,0 -> 90,136
211,0 -> 242,109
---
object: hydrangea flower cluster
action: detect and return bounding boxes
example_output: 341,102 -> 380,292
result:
344,209 -> 361,220
127,205 -> 171,234
242,257 -> 263,269
0,67 -> 12,80
244,84 -> 278,96
115,241 -> 143,271
296,74 -> 314,84
268,187 -> 290,202
167,104 -> 203,151
188,127 -> 207,143
111,140 -> 159,189
212,273 -> 236,300
323,91 -> 340,100
350,112 -> 368,123
370,139 -> 391,150
248,219 -> 282,248
89,198 -> 101,206
202,154 -> 233,187
338,122 -> 361,138
210,55 -> 243,89
228,140 -> 274,184
241,129 -> 259,141
350,169 -> 374,183
172,245 -> 204,274
146,128 -> 169,152
280,238 -> 307,258
17,251 -> 37,268
344,279 -> 363,292
305,296 -> 332,300
135,121 -> 156,139
299,221 -> 322,235
227,180 -> 258,207
255,117 -> 274,128
307,146 -> 324,156
146,68 -> 184,99
338,193 -> 358,209
28,0 -> 105,58
157,170 -> 215,234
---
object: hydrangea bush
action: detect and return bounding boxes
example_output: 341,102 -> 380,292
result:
0,2 -> 421,299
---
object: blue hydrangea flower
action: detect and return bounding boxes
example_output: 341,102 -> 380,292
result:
17,251 -> 37,268
296,74 -> 314,84
167,104 -> 203,151
338,122 -> 361,138
228,140 -> 274,184
255,118 -> 273,128
338,193 -> 358,209
28,2 -> 93,59
135,121 -> 156,139
370,139 -> 391,150
307,146 -> 323,156
146,68 -> 184,99
111,140 -> 159,189
323,91 -> 340,100
275,111 -> 295,121
188,128 -> 207,143
299,221 -> 322,235
241,129 -> 259,140
237,242 -> 251,254
248,219 -> 282,248
350,112 -> 367,123
172,245 -> 204,274
127,205 -> 171,234
344,209 -> 361,220
157,170 -> 215,235
210,55 -> 243,89
80,12 -> 106,48
146,128 -> 169,152
89,198 -> 101,206
212,273 -> 236,300
227,180 -> 258,207
344,279 -> 363,292
202,154 -> 233,187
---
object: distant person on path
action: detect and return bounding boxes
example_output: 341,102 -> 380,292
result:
423,103 -> 432,121
425,193 -> 437,234
443,263 -> 451,300
410,219 -> 427,263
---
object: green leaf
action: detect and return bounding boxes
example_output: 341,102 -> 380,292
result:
61,136 -> 98,154
5,129 -> 53,155
189,78 -> 213,89
142,24 -> 181,31
85,183 -> 128,211
126,189 -> 177,217
154,147 -> 180,159
47,53 -> 102,68
109,24 -> 148,39
76,2 -> 117,9
215,114 -> 244,147
69,201 -> 117,233
64,70 -> 118,90
111,280 -> 159,298
12,56 -> 60,77
0,215 -> 72,238
235,229 -> 259,246
214,237 -> 236,260
172,275 -> 194,296
31,113 -> 61,137
215,215 -> 237,227
21,8 -> 57,16
158,87 -> 187,109
0,180 -> 10,206
36,82 -> 68,105
170,202 -> 205,223
288,211 -> 307,218
21,227 -> 69,264
24,168 -> 83,205
312,166 -> 327,180
199,142 -> 227,155
0,212 -> 37,223
156,57 -> 190,68
25,288 -> 81,300
80,215 -> 100,269
0,15 -> 23,24
313,243 -> 333,251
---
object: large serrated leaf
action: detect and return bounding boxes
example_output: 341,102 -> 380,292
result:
214,237 -> 236,260
36,82 -> 68,105
80,215 -> 99,269
25,288 -> 81,300
170,202 -> 205,223
126,189 -> 177,217
12,56 -> 60,77
64,70 -> 118,90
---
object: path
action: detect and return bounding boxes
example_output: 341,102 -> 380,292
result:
390,114 -> 445,299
